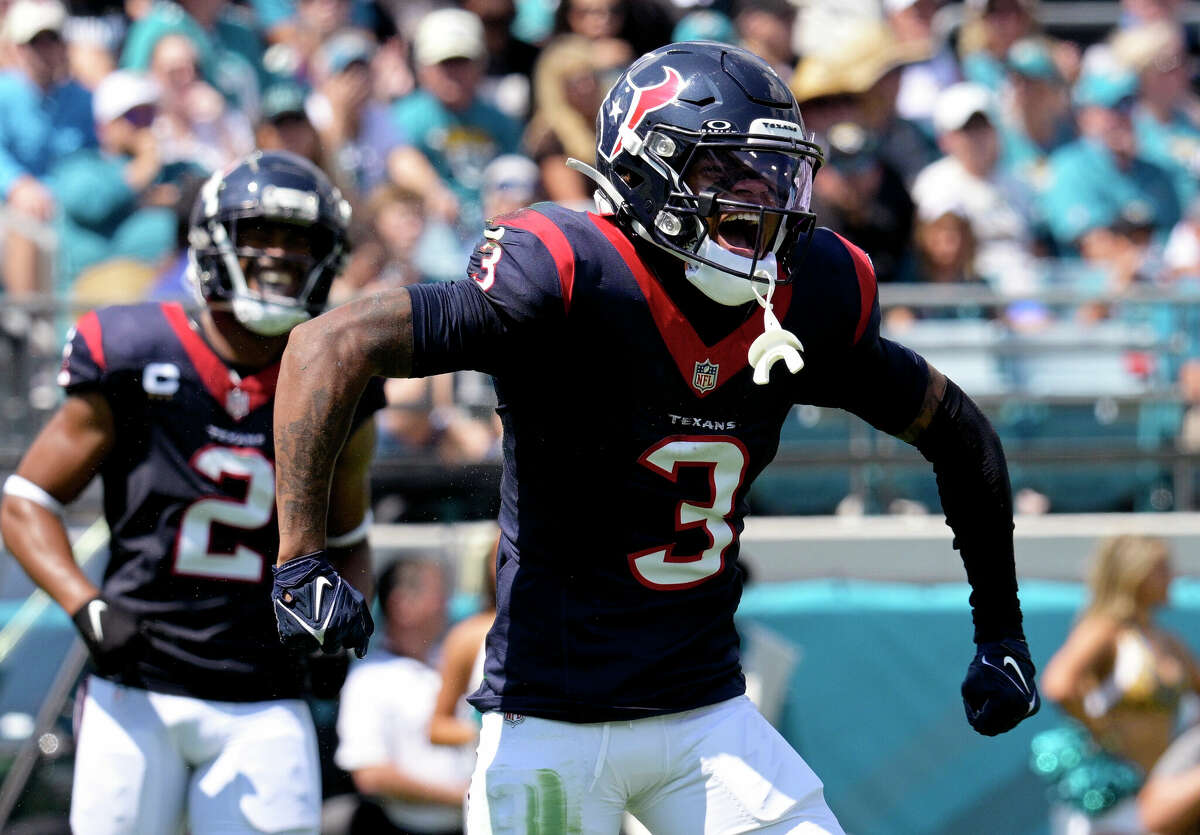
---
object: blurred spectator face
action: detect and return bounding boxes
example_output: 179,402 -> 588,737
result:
181,0 -> 223,26
256,113 -> 323,165
1080,103 -> 1137,161
384,561 -> 448,657
564,65 -> 601,121
374,191 -> 425,264
413,9 -> 486,111
296,0 -> 351,38
1140,47 -> 1190,111
1123,0 -> 1184,23
465,0 -> 517,57
981,0 -> 1031,55
800,95 -> 860,137
736,6 -> 795,69
887,0 -> 940,41
420,57 -> 482,112
1012,73 -> 1061,116
17,29 -> 68,88
565,0 -> 624,40
858,67 -> 904,131
5,0 -> 69,87
916,211 -> 975,280
150,34 -> 200,102
100,104 -> 157,155
816,123 -> 883,217
942,113 -> 999,175
274,115 -> 321,162
339,61 -> 371,103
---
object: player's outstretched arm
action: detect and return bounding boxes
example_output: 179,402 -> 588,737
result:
272,289 -> 413,658
898,366 -> 1040,735
0,393 -> 145,673
274,288 -> 414,563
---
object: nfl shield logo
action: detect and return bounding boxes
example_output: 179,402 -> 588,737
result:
225,387 -> 250,420
693,359 -> 719,393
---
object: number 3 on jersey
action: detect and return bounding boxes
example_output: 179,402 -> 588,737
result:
173,446 -> 274,582
629,437 -> 748,589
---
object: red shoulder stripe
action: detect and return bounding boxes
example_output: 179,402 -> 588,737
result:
161,303 -> 279,420
500,209 -> 576,315
75,310 -> 106,372
832,232 -> 877,345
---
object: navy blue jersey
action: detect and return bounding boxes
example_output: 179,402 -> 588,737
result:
59,301 -> 384,701
408,204 -> 930,722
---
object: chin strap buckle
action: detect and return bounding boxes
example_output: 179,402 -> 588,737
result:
747,276 -> 804,385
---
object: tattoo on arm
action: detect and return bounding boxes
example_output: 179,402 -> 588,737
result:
274,289 -> 414,561
897,364 -> 948,444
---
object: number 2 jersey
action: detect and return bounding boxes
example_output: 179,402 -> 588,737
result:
408,203 -> 934,722
58,301 -> 384,701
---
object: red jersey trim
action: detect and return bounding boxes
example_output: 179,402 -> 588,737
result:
76,310 -> 106,372
501,209 -> 576,315
161,303 -> 280,419
832,232 -> 877,345
587,213 -> 791,398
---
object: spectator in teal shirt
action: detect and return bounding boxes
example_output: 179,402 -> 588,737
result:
1112,21 -> 1200,211
1041,68 -> 1180,252
389,8 -> 522,244
120,0 -> 266,116
995,39 -> 1075,191
47,70 -> 206,294
0,0 -> 96,296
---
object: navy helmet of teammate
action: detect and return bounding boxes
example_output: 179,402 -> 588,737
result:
267,43 -> 1040,833
189,150 -> 350,336
1,150 -> 379,835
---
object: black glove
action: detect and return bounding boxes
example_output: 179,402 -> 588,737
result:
272,551 -> 374,658
962,637 -> 1041,736
71,595 -> 146,675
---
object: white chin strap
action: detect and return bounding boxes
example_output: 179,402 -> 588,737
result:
231,297 -> 311,336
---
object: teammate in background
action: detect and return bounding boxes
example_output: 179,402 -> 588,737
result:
0,151 -> 381,835
429,535 -> 499,747
269,43 -> 1040,833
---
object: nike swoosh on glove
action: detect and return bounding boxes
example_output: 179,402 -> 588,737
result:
272,551 -> 374,658
962,637 -> 1041,736
71,595 -> 146,676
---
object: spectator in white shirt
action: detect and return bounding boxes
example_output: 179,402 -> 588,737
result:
911,81 -> 1042,295
335,558 -> 474,835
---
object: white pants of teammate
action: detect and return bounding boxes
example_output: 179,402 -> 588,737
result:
70,676 -> 322,835
466,695 -> 844,835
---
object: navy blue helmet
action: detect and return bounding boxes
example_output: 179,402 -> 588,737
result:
188,151 -> 351,336
574,42 -> 824,302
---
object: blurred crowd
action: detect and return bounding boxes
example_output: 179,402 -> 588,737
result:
3,0 -> 1200,468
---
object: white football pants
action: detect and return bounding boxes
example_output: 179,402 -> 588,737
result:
70,676 -> 321,835
466,694 -> 844,835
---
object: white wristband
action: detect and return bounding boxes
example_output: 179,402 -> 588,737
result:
3,474 -> 66,517
326,510 -> 372,548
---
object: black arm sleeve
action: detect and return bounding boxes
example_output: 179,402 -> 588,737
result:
914,379 -> 1023,643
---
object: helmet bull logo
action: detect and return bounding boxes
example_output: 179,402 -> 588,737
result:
601,66 -> 685,162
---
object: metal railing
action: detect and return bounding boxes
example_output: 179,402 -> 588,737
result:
2,289 -> 1198,515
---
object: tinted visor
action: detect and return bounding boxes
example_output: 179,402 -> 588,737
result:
682,147 -> 814,213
